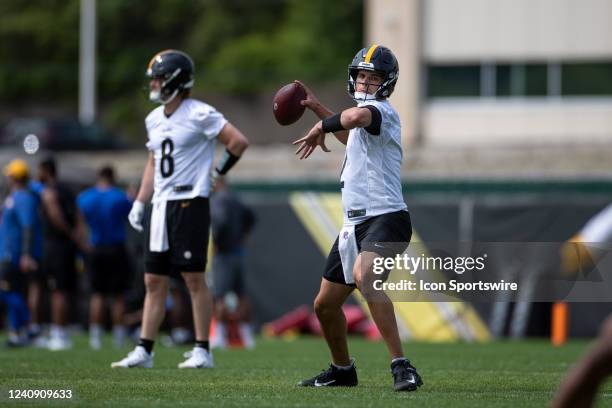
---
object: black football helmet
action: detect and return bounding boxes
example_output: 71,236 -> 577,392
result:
347,45 -> 399,101
146,49 -> 195,104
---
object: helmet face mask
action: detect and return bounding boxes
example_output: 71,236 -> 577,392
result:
146,50 -> 195,104
347,45 -> 399,102
352,70 -> 384,102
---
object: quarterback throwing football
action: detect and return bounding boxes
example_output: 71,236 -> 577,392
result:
112,50 -> 248,369
293,45 -> 423,391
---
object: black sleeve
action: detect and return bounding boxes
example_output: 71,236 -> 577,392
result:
362,105 -> 382,135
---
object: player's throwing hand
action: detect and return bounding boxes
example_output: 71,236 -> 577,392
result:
293,122 -> 330,159
295,80 -> 320,111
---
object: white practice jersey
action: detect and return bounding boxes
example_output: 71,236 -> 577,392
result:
581,203 -> 612,242
145,98 -> 227,203
340,99 -> 407,225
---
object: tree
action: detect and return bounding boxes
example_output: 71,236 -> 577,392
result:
0,0 -> 363,140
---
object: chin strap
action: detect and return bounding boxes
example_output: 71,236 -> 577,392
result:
161,89 -> 180,105
150,89 -> 180,105
352,92 -> 378,102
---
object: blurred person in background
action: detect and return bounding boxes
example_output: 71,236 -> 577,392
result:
37,157 -> 86,350
112,49 -> 248,369
77,165 -> 132,350
553,203 -> 612,408
23,170 -> 45,344
210,176 -> 256,349
0,159 -> 42,346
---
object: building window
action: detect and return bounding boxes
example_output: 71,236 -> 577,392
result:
562,62 -> 612,96
524,64 -> 548,96
495,65 -> 512,97
427,65 -> 480,97
427,61 -> 612,99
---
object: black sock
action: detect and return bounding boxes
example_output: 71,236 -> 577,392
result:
138,338 -> 154,354
195,340 -> 209,351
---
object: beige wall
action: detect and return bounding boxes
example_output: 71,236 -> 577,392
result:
424,0 -> 612,62
365,0 -> 422,147
365,0 -> 612,148
423,100 -> 612,146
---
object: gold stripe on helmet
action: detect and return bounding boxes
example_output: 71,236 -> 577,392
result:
364,44 -> 378,63
147,49 -> 172,71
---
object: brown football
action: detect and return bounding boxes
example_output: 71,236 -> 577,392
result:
272,82 -> 307,126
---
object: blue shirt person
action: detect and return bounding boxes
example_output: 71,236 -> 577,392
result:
77,173 -> 132,248
0,160 -> 42,274
0,188 -> 43,268
0,159 -> 42,346
76,165 -> 133,350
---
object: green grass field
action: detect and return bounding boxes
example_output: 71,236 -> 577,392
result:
1,335 -> 611,407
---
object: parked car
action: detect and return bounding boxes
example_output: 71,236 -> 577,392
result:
2,117 -> 124,151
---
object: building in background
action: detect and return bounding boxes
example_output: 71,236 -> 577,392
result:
367,0 -> 612,148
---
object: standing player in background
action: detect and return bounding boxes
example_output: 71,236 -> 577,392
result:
112,49 -> 249,369
24,175 -> 46,343
552,203 -> 612,408
37,157 -> 86,351
210,176 -> 256,349
77,166 -> 132,350
292,45 -> 423,391
0,159 -> 42,346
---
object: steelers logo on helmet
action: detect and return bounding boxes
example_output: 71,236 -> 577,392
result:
146,49 -> 195,104
347,45 -> 399,102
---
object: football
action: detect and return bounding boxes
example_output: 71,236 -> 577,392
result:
272,82 -> 307,126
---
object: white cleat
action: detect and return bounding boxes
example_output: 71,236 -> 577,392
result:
47,336 -> 73,351
90,336 -> 102,350
239,323 -> 256,350
210,334 -> 227,350
32,335 -> 49,349
111,346 -> 154,368
178,348 -> 214,369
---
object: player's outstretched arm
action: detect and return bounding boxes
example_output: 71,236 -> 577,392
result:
338,107 -> 374,129
295,80 -> 331,119
296,80 -> 349,145
293,122 -> 330,160
293,106 -> 375,159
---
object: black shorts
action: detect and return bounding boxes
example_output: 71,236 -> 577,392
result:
323,210 -> 412,287
88,245 -> 132,295
144,196 -> 210,276
0,261 -> 24,293
211,252 -> 245,299
43,240 -> 78,292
